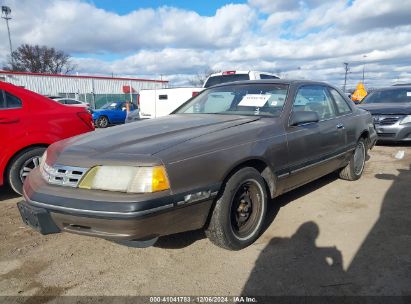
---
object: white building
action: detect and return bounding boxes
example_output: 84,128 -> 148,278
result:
0,71 -> 168,108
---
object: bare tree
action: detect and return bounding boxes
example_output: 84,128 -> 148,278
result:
3,44 -> 76,74
188,68 -> 220,86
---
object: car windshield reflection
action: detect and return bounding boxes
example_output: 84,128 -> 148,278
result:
174,84 -> 289,117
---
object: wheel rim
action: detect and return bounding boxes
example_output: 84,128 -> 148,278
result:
353,141 -> 365,175
230,179 -> 264,240
99,117 -> 108,127
19,156 -> 41,183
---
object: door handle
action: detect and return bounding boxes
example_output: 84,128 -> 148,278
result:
336,123 -> 345,129
0,117 -> 20,124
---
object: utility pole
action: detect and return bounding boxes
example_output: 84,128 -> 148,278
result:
2,6 -> 13,67
343,62 -> 349,93
362,55 -> 367,84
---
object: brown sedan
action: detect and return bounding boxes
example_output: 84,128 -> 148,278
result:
18,80 -> 377,250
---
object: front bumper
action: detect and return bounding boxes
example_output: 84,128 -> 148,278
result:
374,123 -> 411,142
19,168 -> 218,241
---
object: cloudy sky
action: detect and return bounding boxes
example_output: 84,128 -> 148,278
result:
0,0 -> 410,89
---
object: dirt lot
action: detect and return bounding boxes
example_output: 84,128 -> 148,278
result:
0,145 -> 410,298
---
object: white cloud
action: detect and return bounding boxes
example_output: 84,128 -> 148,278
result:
1,0 -> 411,89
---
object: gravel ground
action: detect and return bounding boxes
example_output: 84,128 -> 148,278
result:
0,145 -> 410,298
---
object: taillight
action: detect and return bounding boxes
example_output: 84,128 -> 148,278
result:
192,91 -> 199,97
222,71 -> 236,75
77,112 -> 94,130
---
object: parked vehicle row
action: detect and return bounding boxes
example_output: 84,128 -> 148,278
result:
17,79 -> 377,250
0,81 -> 95,195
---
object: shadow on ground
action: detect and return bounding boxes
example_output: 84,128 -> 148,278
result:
242,165 -> 411,297
0,186 -> 20,201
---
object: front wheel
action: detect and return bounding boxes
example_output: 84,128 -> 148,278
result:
205,167 -> 268,250
339,138 -> 366,181
7,147 -> 46,195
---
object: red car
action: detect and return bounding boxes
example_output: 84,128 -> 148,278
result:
0,81 -> 94,194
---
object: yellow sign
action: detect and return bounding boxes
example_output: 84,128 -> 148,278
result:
352,82 -> 367,102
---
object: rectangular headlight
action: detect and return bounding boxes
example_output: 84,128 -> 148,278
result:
78,165 -> 170,193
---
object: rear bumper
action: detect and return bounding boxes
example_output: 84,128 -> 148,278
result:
19,168 -> 218,241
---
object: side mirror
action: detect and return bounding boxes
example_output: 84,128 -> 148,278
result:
290,111 -> 319,126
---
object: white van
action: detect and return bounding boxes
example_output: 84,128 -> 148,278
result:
138,87 -> 203,119
137,71 -> 279,120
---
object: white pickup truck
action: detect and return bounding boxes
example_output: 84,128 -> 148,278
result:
134,70 -> 279,120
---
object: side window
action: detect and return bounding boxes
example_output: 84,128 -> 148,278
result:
329,88 -> 351,115
293,86 -> 336,121
4,91 -> 22,109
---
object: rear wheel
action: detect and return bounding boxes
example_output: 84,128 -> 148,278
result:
7,147 -> 46,195
205,167 -> 267,250
339,138 -> 366,181
96,116 -> 109,128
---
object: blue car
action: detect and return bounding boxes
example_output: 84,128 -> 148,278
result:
93,101 -> 136,128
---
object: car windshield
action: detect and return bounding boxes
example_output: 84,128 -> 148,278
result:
203,74 -> 250,88
361,88 -> 411,104
101,102 -> 120,110
174,83 -> 288,117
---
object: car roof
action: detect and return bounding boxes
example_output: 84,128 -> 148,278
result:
208,70 -> 278,76
207,79 -> 334,89
371,86 -> 411,92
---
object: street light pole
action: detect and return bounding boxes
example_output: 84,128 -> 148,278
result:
1,6 -> 13,67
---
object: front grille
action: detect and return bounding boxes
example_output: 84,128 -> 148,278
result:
41,163 -> 88,187
373,115 -> 404,125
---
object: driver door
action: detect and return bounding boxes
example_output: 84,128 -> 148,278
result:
284,85 -> 346,191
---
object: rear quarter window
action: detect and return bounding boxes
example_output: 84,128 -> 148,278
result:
4,91 -> 22,109
0,90 -> 5,108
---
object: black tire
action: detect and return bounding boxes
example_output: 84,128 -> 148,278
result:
6,147 -> 46,195
96,116 -> 109,128
205,167 -> 268,250
339,138 -> 366,181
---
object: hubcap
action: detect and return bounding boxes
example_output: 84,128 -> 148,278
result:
19,156 -> 41,183
353,142 -> 365,175
230,179 -> 263,240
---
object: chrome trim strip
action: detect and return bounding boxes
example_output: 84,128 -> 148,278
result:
290,150 -> 353,175
27,198 -> 174,217
277,172 -> 290,179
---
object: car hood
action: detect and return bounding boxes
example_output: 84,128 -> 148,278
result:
53,114 -> 260,165
358,103 -> 411,115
